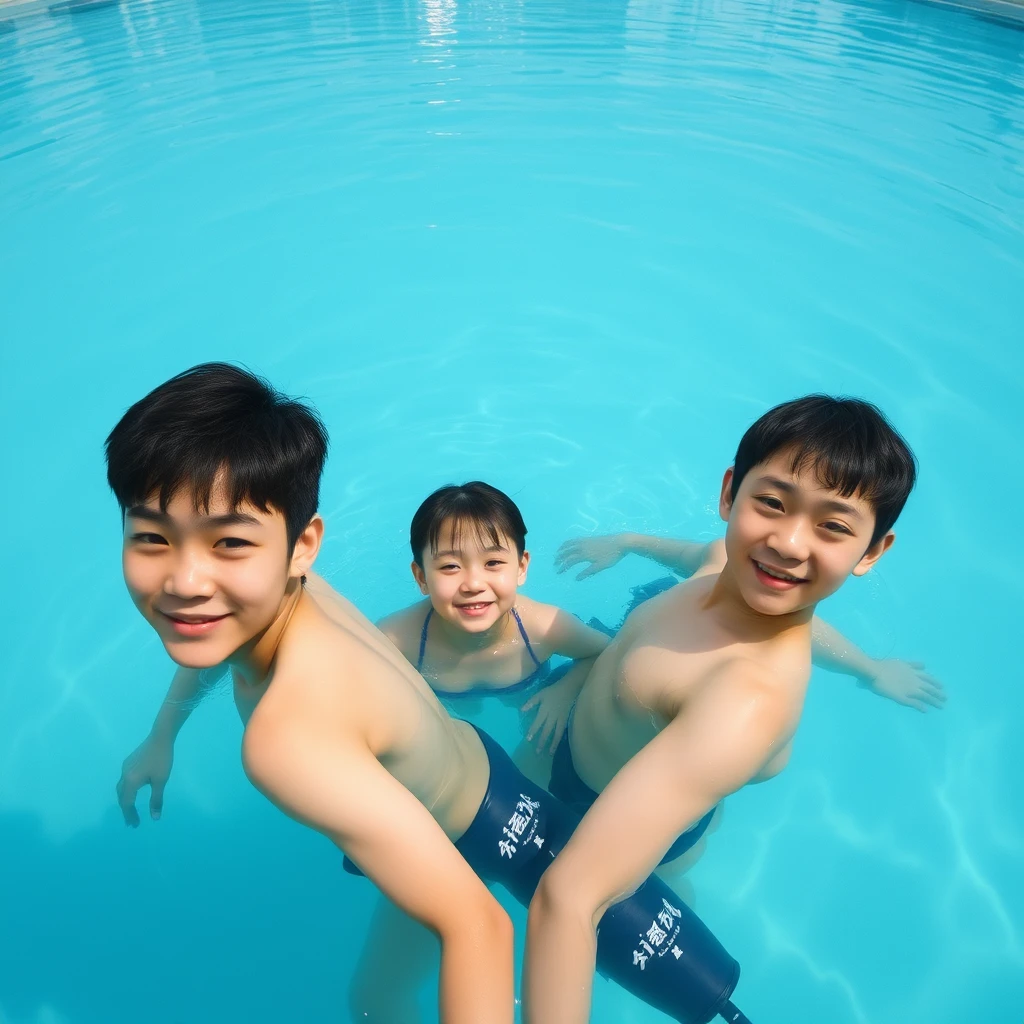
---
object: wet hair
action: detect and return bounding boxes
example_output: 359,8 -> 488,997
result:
731,395 -> 917,546
411,481 -> 527,566
105,362 -> 329,551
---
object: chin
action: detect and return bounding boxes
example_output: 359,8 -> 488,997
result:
462,616 -> 499,632
740,587 -> 807,618
162,639 -> 233,670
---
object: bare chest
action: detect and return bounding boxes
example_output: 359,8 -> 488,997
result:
422,636 -> 543,692
579,599 -> 807,788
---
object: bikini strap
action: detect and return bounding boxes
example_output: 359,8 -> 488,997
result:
511,607 -> 543,668
417,608 -> 433,672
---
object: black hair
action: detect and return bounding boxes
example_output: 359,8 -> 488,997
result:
731,395 -> 917,546
105,362 -> 329,551
410,481 -> 527,566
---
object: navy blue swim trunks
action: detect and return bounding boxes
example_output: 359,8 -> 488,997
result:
343,723 -> 739,1024
553,573 -> 718,867
550,711 -> 718,866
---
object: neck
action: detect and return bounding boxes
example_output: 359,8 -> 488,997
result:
229,578 -> 305,688
705,559 -> 815,639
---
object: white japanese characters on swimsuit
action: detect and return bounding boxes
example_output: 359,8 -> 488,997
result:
632,898 -> 685,970
498,794 -> 544,859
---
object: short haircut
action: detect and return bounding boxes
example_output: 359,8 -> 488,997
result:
731,395 -> 917,546
105,362 -> 329,551
410,481 -> 527,566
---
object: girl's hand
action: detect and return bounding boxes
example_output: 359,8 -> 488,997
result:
521,682 -> 576,755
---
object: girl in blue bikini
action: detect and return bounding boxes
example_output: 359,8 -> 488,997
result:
378,480 -> 609,785
348,483 -> 609,1020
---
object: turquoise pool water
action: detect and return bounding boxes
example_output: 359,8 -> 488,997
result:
1,0 -> 1022,1020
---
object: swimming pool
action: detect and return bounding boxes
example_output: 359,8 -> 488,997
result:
1,0 -> 1022,1019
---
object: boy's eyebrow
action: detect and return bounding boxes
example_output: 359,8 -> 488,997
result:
126,506 -> 171,523
759,475 -> 797,494
758,477 -> 864,519
819,498 -> 864,519
126,506 -> 263,528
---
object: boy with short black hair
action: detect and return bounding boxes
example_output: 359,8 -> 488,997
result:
111,363 -> 755,1024
525,395 -> 926,1023
108,362 -> 513,1023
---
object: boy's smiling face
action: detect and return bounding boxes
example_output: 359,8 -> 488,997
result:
122,476 -> 317,668
720,449 -> 893,616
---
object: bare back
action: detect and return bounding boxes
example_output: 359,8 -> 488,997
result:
237,573 -> 489,839
571,568 -> 812,797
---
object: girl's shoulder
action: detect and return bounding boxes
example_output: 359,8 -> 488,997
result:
377,599 -> 432,662
513,594 -> 563,638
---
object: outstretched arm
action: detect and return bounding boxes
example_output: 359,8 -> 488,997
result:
524,661 -> 783,1024
555,533 -> 719,580
244,717 -> 514,1024
116,665 -> 225,826
557,533 -> 946,713
811,619 -> 946,712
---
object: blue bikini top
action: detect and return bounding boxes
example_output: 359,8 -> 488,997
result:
417,606 -> 549,699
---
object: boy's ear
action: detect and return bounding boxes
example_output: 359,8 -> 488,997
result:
852,531 -> 895,576
290,515 -> 324,578
518,550 -> 530,585
411,560 -> 429,595
718,467 -> 736,522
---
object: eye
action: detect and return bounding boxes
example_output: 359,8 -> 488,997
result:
756,496 -> 784,511
131,532 -> 168,546
486,559 -> 507,568
822,522 -> 853,536
439,563 -> 459,571
215,537 -> 253,549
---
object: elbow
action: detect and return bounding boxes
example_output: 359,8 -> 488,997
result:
529,863 -> 600,935
482,899 -> 515,951
441,891 -> 513,955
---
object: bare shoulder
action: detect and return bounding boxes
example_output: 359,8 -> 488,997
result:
692,538 -> 727,576
618,575 -> 697,638
242,673 -> 346,789
514,595 -> 560,634
250,599 -> 381,730
695,656 -> 798,733
376,599 -> 431,661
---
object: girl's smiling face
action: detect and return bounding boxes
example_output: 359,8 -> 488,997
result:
412,517 -> 529,635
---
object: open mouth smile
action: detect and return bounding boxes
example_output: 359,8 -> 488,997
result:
752,559 -> 808,589
454,601 -> 494,617
159,610 -> 231,636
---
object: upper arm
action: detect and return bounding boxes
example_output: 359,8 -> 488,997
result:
243,718 -> 495,937
542,607 -> 610,660
545,662 -> 785,915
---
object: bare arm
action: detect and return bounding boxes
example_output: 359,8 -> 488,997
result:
811,619 -> 946,711
244,718 -> 514,1024
555,533 -> 718,580
116,665 -> 225,826
557,534 -> 946,713
520,611 -> 609,753
524,662 -> 784,1023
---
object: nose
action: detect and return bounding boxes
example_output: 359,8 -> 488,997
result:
162,548 -> 215,600
459,568 -> 485,593
766,520 -> 811,565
